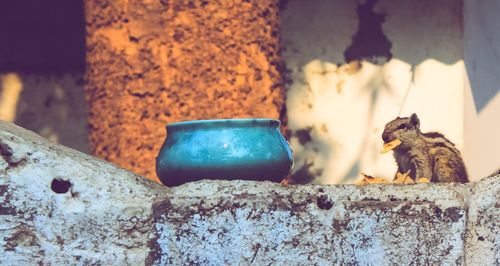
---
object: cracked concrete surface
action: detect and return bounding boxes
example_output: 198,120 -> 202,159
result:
0,121 -> 498,265
148,181 -> 468,265
0,121 -> 165,265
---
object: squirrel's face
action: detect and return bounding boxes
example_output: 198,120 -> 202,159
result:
382,113 -> 420,148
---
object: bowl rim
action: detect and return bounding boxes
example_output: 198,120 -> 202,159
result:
166,118 -> 280,129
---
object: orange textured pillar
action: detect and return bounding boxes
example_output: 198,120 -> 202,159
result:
84,1 -> 285,181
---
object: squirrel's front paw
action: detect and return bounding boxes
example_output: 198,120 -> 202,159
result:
416,177 -> 430,183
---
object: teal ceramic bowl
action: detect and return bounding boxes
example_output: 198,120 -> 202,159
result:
156,118 -> 293,186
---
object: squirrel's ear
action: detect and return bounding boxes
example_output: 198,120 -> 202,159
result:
410,113 -> 420,128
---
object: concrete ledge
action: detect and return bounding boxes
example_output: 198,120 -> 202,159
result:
0,121 -> 498,265
465,173 -> 499,265
149,181 -> 469,265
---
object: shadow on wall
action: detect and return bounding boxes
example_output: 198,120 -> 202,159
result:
463,0 -> 500,112
462,0 -> 500,179
0,0 -> 89,153
281,0 -> 473,184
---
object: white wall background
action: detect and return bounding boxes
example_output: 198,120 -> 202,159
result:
463,0 -> 500,180
282,0 -> 497,184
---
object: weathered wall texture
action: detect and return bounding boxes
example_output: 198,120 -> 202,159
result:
84,0 -> 285,182
0,122 -> 163,265
465,171 -> 500,265
149,181 -> 469,265
281,0 -> 467,184
1,122 -> 498,265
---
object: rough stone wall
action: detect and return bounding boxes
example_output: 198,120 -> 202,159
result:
148,181 -> 469,265
84,0 -> 285,182
0,122 -> 164,265
465,171 -> 500,265
1,121 -> 498,265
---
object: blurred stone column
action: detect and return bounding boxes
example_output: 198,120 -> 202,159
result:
84,0 -> 285,181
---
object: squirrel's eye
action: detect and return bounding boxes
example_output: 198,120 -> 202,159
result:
398,124 -> 407,130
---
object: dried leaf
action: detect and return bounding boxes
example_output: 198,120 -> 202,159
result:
394,170 -> 413,184
417,177 -> 430,183
357,173 -> 390,185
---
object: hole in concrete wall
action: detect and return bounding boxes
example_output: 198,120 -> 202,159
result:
434,207 -> 443,218
51,178 -> 71,194
444,207 -> 462,222
316,194 -> 333,210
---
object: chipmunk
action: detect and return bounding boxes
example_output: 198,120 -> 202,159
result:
382,113 -> 469,183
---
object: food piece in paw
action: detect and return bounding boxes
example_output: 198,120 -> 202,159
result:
381,138 -> 402,154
